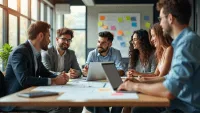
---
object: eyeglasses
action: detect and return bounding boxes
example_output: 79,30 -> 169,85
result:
60,38 -> 72,43
158,15 -> 167,22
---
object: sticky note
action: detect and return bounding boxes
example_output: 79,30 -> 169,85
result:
125,31 -> 132,35
98,21 -> 103,27
131,17 -> 136,21
132,22 -> 137,27
111,25 -> 116,30
118,17 -> 123,23
126,16 -> 131,21
117,36 -> 123,41
118,30 -> 123,36
145,22 -> 151,29
144,16 -> 150,21
98,88 -> 111,92
103,25 -> 108,29
112,92 -> 123,96
100,16 -> 105,20
120,42 -> 126,47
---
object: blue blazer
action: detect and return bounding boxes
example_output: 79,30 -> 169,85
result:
3,41 -> 56,111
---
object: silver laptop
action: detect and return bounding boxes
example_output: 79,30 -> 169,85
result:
86,62 -> 107,81
102,62 -> 135,93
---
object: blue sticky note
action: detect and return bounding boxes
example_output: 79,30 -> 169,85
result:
131,17 -> 136,21
120,42 -> 126,47
117,36 -> 123,41
132,22 -> 137,27
144,16 -> 150,21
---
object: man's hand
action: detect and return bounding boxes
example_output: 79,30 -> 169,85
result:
68,68 -> 79,79
117,80 -> 138,91
51,71 -> 69,85
82,65 -> 88,77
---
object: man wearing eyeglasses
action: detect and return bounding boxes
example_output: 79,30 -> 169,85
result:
41,27 -> 82,79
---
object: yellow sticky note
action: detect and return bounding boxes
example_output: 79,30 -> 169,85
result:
145,22 -> 151,29
118,30 -> 124,36
126,16 -> 131,21
100,16 -> 105,20
103,25 -> 108,29
98,88 -> 111,92
125,31 -> 132,35
118,17 -> 123,23
98,21 -> 103,27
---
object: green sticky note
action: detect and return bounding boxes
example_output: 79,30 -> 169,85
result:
126,16 -> 131,21
118,17 -> 123,23
145,22 -> 151,29
98,21 -> 103,27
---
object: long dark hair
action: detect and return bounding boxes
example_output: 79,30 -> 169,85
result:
128,29 -> 154,69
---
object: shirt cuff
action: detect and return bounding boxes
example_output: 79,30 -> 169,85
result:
48,78 -> 51,85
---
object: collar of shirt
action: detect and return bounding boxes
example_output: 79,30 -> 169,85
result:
171,27 -> 190,47
28,40 -> 40,57
97,47 -> 112,57
56,47 -> 66,57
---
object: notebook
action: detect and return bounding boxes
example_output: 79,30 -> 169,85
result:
17,91 -> 59,98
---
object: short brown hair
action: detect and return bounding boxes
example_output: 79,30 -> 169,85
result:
157,0 -> 191,25
57,28 -> 74,38
27,21 -> 51,40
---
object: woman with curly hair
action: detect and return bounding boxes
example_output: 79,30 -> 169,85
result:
128,29 -> 156,74
127,23 -> 173,80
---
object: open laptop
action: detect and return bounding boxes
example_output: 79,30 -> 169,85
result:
86,62 -> 107,81
101,62 -> 135,93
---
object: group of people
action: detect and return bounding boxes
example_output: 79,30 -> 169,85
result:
1,0 -> 200,113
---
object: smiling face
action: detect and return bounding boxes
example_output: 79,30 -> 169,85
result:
56,34 -> 72,50
132,33 -> 140,49
150,29 -> 159,48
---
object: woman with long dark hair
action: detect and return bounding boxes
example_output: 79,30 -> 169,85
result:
128,29 -> 156,74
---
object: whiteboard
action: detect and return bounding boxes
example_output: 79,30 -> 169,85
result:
98,13 -> 140,58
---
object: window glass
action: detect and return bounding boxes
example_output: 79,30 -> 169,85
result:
9,14 -> 18,47
8,0 -> 17,10
21,0 -> 28,16
31,0 -> 38,20
20,17 -> 28,44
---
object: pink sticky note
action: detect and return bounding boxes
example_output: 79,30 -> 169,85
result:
112,92 -> 123,96
111,26 -> 116,30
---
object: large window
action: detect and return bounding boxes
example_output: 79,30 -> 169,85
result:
64,6 -> 86,67
20,17 -> 28,44
21,0 -> 28,16
31,0 -> 38,20
0,8 -> 3,47
9,14 -> 18,47
40,2 -> 44,21
0,0 -> 3,4
8,0 -> 17,10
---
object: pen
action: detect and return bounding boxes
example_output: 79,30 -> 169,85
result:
103,83 -> 106,88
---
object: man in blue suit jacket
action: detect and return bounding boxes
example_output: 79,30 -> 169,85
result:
3,21 -> 69,112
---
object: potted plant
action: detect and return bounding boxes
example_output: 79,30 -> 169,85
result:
0,43 -> 13,70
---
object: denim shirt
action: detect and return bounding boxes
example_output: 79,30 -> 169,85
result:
163,28 -> 200,113
86,47 -> 124,71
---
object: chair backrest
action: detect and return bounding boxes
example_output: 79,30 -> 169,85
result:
0,70 -> 5,98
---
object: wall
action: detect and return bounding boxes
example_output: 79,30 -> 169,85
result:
87,4 -> 153,48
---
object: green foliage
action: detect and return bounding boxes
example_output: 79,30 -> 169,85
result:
0,43 -> 13,69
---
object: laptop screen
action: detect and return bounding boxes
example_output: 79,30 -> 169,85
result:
101,62 -> 123,90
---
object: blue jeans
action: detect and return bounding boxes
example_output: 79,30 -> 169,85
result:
132,107 -> 184,113
86,106 -> 122,113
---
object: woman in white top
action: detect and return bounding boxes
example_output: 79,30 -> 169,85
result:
127,23 -> 173,80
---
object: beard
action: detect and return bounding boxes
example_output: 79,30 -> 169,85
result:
163,23 -> 172,37
40,39 -> 48,51
59,43 -> 69,50
97,46 -> 109,53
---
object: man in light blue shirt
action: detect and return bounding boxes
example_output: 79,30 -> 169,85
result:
83,31 -> 124,113
118,0 -> 200,113
82,31 -> 125,77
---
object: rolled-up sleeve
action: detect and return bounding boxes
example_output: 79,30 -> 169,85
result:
163,42 -> 199,97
